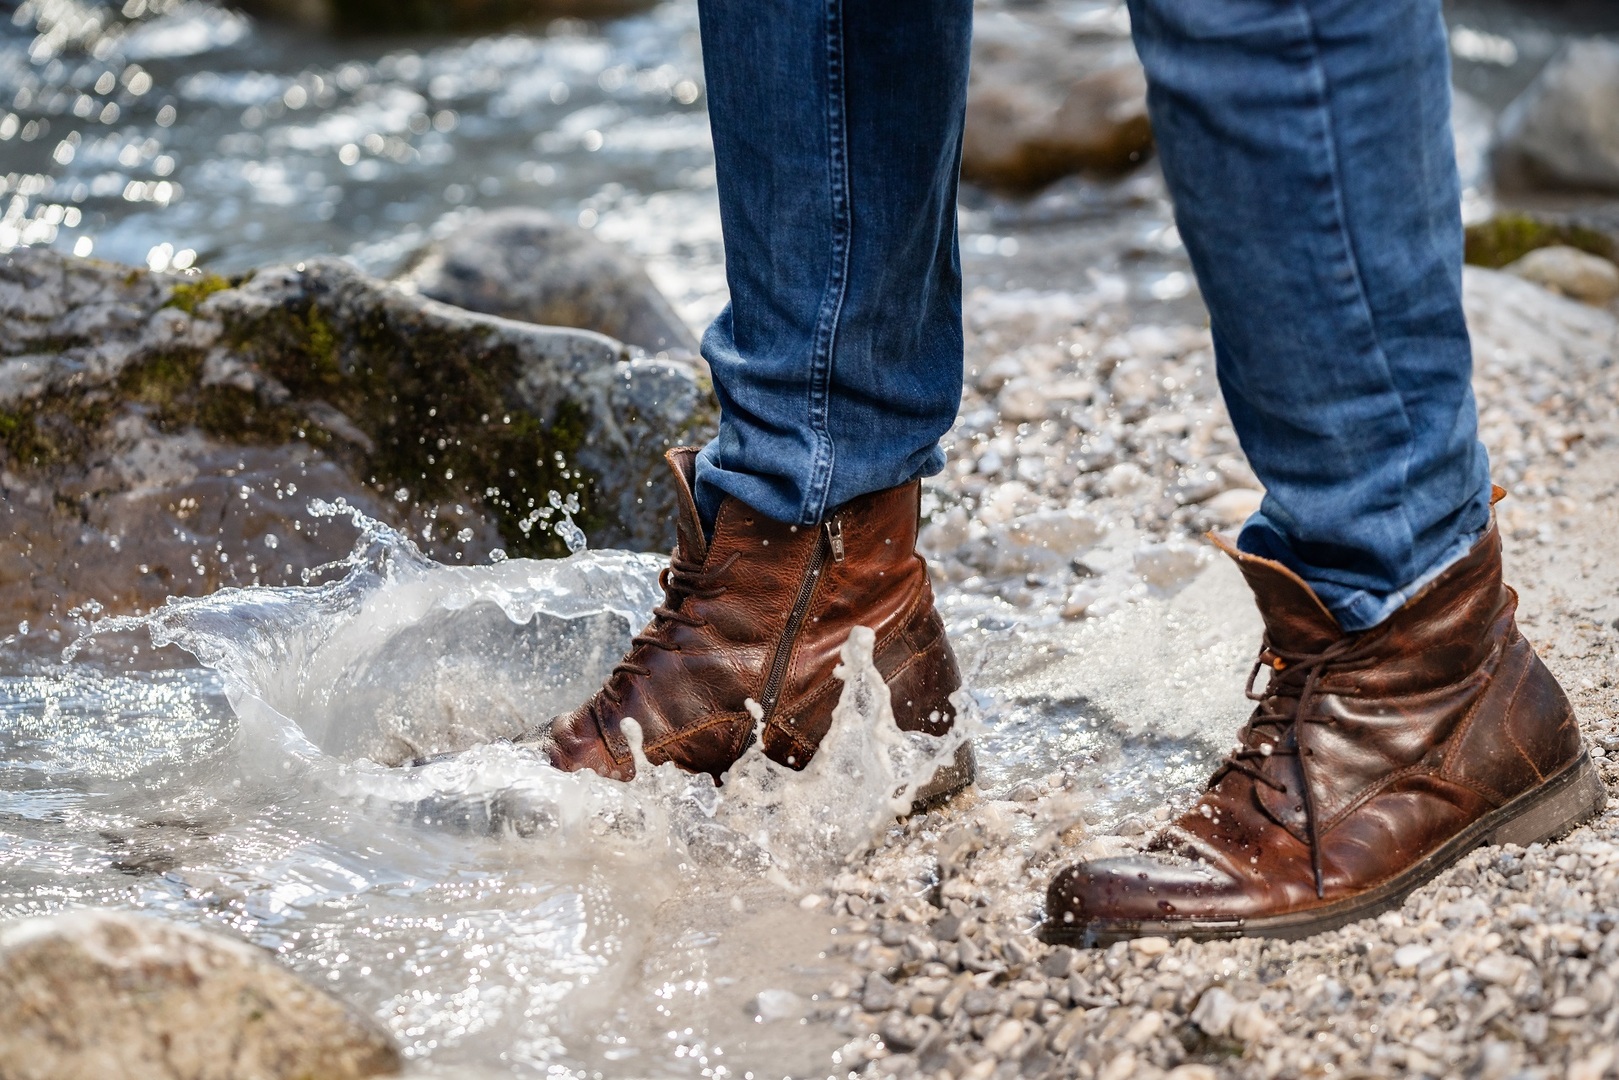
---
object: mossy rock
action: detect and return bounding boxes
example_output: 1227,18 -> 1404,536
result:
0,248 -> 715,632
1463,213 -> 1618,271
208,257 -> 715,558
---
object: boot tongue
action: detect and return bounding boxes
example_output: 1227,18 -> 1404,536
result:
1207,533 -> 1342,844
1207,533 -> 1342,653
664,447 -> 707,562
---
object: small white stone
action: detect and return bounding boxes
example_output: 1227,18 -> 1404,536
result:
749,989 -> 806,1023
1129,936 -> 1172,956
982,1018 -> 1024,1057
1393,943 -> 1434,970
1132,541 -> 1206,592
1472,953 -> 1528,987
1202,487 -> 1264,526
1550,995 -> 1591,1018
1230,1001 -> 1277,1044
1124,1010 -> 1164,1046
1098,1050 -> 1138,1080
1190,987 -> 1237,1036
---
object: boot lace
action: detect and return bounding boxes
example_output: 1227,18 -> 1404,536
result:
599,550 -> 740,706
1209,634 -> 1370,898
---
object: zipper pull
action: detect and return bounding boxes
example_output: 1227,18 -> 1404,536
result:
824,517 -> 845,563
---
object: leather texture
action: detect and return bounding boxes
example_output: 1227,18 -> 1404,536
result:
1048,518 -> 1585,930
529,447 -> 962,781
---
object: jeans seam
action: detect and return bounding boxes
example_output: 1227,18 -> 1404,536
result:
1296,4 -> 1418,578
801,0 -> 852,526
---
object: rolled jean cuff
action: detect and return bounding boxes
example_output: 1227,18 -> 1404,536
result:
1304,520 -> 1491,633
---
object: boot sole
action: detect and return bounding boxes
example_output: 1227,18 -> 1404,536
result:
1042,750 -> 1608,946
908,741 -> 978,813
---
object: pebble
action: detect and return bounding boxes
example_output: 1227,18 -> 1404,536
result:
1393,943 -> 1434,970
1190,987 -> 1236,1037
750,989 -> 807,1023
1202,486 -> 1264,526
1505,245 -> 1619,307
982,1018 -> 1025,1056
1128,935 -> 1171,957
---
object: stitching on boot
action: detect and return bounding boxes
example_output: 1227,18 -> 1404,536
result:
645,711 -> 752,756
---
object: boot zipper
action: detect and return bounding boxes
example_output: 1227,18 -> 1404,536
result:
759,517 -> 839,718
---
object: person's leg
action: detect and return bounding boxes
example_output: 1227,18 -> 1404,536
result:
1129,0 -> 1492,632
530,1 -> 978,791
692,0 -> 972,528
1043,0 -> 1603,945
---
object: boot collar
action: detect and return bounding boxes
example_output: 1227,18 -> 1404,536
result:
664,447 -> 708,563
1207,531 -> 1343,654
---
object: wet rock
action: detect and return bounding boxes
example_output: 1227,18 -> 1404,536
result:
1189,986 -> 1236,1036
0,249 -> 715,634
1505,246 -> 1619,307
749,989 -> 808,1023
1495,40 -> 1619,193
1202,487 -> 1264,527
982,1017 -> 1025,1056
1392,943 -> 1434,971
862,971 -> 898,1013
1133,540 -> 1207,593
0,909 -> 399,1080
402,208 -> 699,355
234,0 -> 655,35
1229,1001 -> 1277,1044
962,11 -> 1151,192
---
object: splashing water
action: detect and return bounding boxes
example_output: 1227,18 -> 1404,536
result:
7,502 -> 968,1076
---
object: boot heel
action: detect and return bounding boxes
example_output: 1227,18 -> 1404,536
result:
909,740 -> 977,812
1486,752 -> 1607,848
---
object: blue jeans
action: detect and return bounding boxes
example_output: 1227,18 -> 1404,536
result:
693,0 -> 1493,633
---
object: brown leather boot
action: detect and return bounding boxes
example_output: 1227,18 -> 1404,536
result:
1044,512 -> 1604,944
525,447 -> 974,800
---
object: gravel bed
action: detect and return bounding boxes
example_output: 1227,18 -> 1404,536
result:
808,265 -> 1619,1079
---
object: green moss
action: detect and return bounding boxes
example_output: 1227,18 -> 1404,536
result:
302,305 -> 341,383
1464,213 -> 1617,270
195,386 -> 306,444
125,350 -> 200,408
164,273 -> 233,315
0,411 -> 35,464
0,398 -> 111,468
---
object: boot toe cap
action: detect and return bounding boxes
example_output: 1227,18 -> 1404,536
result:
522,713 -> 632,781
1044,854 -> 1247,941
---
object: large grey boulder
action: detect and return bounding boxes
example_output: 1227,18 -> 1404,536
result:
0,248 -> 715,635
1495,40 -> 1619,193
962,9 -> 1152,192
0,910 -> 399,1080
402,209 -> 700,355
